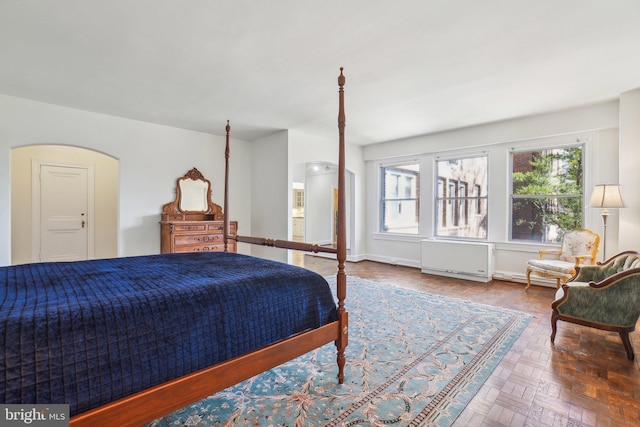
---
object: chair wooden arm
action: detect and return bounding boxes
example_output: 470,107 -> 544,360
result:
574,255 -> 593,266
539,249 -> 561,259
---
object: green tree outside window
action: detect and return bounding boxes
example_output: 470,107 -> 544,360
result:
511,146 -> 583,242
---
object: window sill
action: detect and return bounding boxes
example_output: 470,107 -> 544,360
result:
493,241 -> 561,253
371,235 -> 561,254
372,233 -> 423,242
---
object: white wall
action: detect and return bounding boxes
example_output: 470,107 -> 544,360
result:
245,129 -> 365,263
363,101 -> 619,161
363,100 -> 623,284
305,171 -> 335,245
0,94 -> 251,266
619,88 -> 640,252
4,92 -> 630,281
288,130 -> 365,261
247,130 -> 290,262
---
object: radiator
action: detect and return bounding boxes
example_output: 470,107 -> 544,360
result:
420,239 -> 495,282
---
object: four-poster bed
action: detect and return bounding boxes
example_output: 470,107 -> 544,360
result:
0,69 -> 349,427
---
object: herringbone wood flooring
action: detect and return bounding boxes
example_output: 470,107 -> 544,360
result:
294,254 -> 640,427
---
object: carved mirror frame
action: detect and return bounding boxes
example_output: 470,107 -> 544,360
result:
162,168 -> 223,217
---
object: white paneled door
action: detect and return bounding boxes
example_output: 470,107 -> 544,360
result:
33,162 -> 94,262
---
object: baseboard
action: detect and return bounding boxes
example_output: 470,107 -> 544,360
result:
306,252 -> 366,263
421,268 -> 493,283
308,252 -> 418,268
306,239 -> 334,247
493,270 -> 557,288
303,254 -> 557,288
361,254 -> 421,269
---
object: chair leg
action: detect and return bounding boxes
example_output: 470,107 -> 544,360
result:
525,268 -> 533,290
619,331 -> 635,360
556,278 -> 561,289
550,313 -> 558,343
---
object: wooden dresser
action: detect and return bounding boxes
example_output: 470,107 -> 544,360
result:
160,168 -> 237,254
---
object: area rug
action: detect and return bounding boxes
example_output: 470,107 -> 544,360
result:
146,276 -> 531,426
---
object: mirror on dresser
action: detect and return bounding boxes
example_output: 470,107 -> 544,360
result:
160,167 -> 237,253
178,176 -> 209,213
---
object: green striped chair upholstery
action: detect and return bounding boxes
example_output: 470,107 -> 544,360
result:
551,251 -> 640,360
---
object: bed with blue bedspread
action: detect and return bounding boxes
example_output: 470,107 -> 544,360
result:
1,252 -> 337,421
2,68 -> 350,427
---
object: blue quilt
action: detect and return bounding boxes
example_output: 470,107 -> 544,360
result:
0,252 -> 337,415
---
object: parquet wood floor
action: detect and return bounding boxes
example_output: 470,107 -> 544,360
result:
294,254 -> 640,427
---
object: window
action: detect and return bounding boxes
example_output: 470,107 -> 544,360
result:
293,188 -> 304,208
510,145 -> 583,243
435,156 -> 488,239
380,163 -> 419,234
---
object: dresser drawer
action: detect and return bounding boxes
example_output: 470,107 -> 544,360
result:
174,234 -> 224,246
173,242 -> 236,253
160,220 -> 238,254
205,223 -> 224,232
172,222 -> 236,233
173,223 -> 208,232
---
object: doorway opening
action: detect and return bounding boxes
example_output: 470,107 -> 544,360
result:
11,145 -> 119,265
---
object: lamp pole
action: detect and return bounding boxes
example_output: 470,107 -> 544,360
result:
590,184 -> 625,262
601,208 -> 610,260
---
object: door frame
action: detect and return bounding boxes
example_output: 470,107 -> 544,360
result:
31,160 -> 95,262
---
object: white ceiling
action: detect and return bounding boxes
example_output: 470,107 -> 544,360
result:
1,1 -> 639,145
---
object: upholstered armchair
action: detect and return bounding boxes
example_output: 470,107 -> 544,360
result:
551,251 -> 640,360
525,229 -> 600,290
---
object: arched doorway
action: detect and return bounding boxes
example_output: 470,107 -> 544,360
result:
11,145 -> 119,264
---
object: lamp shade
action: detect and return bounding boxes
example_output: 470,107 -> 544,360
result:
589,184 -> 625,208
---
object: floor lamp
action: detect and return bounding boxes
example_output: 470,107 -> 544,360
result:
589,184 -> 625,260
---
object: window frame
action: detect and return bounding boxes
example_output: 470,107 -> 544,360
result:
509,143 -> 585,243
378,161 -> 420,235
434,154 -> 488,240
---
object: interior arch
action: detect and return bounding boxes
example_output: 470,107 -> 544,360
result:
11,144 -> 119,264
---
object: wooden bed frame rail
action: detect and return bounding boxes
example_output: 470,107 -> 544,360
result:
71,323 -> 340,427
233,235 -> 338,254
69,68 -> 348,427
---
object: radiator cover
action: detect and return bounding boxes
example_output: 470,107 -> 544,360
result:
420,239 -> 495,282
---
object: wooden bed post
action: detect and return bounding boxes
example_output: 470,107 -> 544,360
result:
336,67 -> 348,384
223,120 -> 231,252
66,73 -> 350,427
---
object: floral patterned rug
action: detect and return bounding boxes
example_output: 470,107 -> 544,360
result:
146,276 -> 530,426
